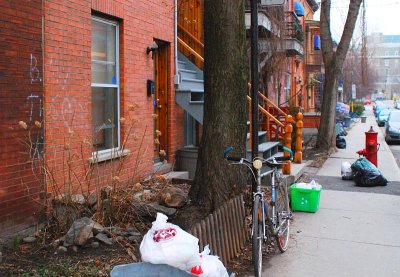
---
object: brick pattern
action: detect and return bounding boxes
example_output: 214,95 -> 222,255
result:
0,0 -> 45,236
44,1 -> 182,194
1,0 -> 185,236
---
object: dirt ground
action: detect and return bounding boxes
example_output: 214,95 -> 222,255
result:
0,145 -> 328,276
0,216 -> 256,277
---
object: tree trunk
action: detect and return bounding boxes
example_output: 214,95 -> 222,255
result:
317,60 -> 340,150
189,0 -> 248,213
317,0 -> 363,151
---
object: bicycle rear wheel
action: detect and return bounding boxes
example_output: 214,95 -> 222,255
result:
275,181 -> 290,253
252,194 -> 264,277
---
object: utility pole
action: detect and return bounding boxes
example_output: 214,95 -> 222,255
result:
361,0 -> 368,98
250,0 -> 259,192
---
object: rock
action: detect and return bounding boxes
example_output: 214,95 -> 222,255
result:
87,191 -> 98,207
64,217 -> 104,246
52,238 -> 63,248
104,226 -> 121,234
74,225 -> 93,246
117,231 -> 130,237
71,194 -> 85,204
95,233 -> 113,245
0,251 -> 2,263
91,241 -> 100,248
57,246 -> 68,254
116,236 -> 124,242
147,202 -> 177,216
133,189 -> 152,201
72,245 -> 79,252
160,187 -> 187,208
23,236 -> 37,243
125,227 -> 138,233
128,231 -> 141,237
91,222 -> 105,235
127,236 -> 138,243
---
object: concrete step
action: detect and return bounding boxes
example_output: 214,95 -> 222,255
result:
179,68 -> 198,79
246,131 -> 268,148
246,141 -> 280,160
163,171 -> 189,180
178,60 -> 186,69
180,77 -> 204,91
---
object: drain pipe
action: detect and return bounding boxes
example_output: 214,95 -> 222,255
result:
174,0 -> 180,86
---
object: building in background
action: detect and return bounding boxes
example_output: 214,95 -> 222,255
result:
368,33 -> 400,100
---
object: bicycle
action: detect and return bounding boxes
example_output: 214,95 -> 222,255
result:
224,146 -> 293,277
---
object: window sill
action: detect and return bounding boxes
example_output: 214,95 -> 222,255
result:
89,149 -> 130,164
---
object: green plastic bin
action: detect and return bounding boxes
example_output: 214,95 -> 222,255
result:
290,183 -> 322,213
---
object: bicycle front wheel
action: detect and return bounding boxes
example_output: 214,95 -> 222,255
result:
252,194 -> 264,277
275,181 -> 290,253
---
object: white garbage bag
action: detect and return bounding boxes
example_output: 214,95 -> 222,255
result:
188,245 -> 229,277
341,161 -> 353,180
140,213 -> 199,270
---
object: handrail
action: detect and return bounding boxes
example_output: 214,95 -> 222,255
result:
178,23 -> 204,48
258,92 -> 287,117
247,96 -> 284,127
177,37 -> 204,66
247,82 -> 288,117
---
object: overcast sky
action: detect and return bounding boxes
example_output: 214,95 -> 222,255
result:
314,0 -> 400,40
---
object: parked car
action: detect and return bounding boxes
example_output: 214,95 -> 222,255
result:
377,109 -> 390,127
385,110 -> 400,143
375,104 -> 388,117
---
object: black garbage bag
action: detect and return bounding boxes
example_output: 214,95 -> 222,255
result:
335,123 -> 347,136
351,158 -> 388,187
336,135 -> 346,149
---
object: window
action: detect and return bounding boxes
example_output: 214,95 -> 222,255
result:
91,17 -> 119,152
385,59 -> 389,67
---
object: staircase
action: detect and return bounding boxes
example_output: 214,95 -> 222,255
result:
246,131 -> 279,160
175,52 -> 204,124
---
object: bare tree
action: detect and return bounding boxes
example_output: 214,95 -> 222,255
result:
188,0 -> 248,213
317,0 -> 363,150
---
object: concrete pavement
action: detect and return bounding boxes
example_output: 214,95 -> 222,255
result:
264,108 -> 400,276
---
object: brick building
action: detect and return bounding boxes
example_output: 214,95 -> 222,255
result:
0,0 -> 184,236
0,0 -> 45,237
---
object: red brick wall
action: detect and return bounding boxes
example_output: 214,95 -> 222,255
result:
44,0 -> 183,195
0,0 -> 45,236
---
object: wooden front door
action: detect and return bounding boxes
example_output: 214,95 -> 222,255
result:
154,41 -> 169,161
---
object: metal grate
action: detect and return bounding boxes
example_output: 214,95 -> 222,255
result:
189,195 -> 248,266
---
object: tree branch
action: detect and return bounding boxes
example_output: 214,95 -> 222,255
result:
336,0 -> 363,65
320,0 -> 333,61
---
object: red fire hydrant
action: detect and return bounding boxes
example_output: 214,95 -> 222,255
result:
356,126 -> 379,167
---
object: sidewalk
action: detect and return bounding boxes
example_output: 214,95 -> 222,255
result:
264,109 -> 400,276
317,108 -> 400,182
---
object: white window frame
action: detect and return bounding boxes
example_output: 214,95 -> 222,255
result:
385,59 -> 389,67
91,16 -> 121,156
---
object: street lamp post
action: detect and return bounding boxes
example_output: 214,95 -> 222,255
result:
250,0 -> 259,192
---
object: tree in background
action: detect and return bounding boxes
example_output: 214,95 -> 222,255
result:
317,0 -> 363,150
188,0 -> 248,213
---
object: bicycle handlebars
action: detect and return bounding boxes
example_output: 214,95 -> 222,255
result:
224,146 -> 293,166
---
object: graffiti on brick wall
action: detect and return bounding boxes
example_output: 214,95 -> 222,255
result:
30,54 -> 42,84
27,93 -> 43,123
53,95 -> 86,128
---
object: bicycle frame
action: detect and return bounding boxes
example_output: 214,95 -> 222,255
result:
253,166 -> 286,241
